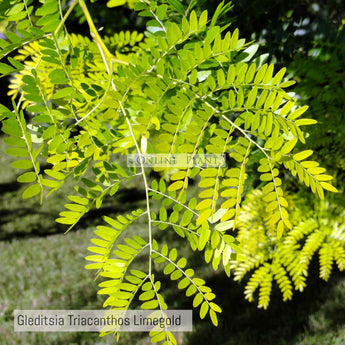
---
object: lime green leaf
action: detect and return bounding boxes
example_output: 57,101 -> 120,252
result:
279,80 -> 296,88
42,125 -> 56,140
151,332 -> 166,343
4,137 -> 26,147
45,170 -> 65,180
199,10 -> 208,28
17,172 -> 37,183
215,220 -> 234,232
139,290 -> 155,301
69,196 -> 89,205
110,183 -> 120,196
210,302 -> 222,313
36,0 -> 58,16
169,248 -> 177,261
171,170 -> 187,180
190,10 -> 198,31
51,87 -> 75,99
193,293 -> 203,307
6,147 -> 29,157
186,285 -> 197,297
293,150 -> 313,161
141,300 -> 159,309
65,204 -> 86,212
295,119 -> 317,126
22,184 -> 41,199
171,270 -> 183,280
11,160 -> 33,169
156,4 -> 168,20
49,69 -> 69,84
167,23 -> 182,45
272,67 -> 286,85
198,225 -> 211,250
177,257 -> 187,268
288,105 -> 309,120
196,199 -> 213,210
320,182 -> 338,193
163,263 -> 175,275
200,301 -> 209,319
0,62 -> 15,75
5,3 -> 25,17
107,0 -> 127,7
281,138 -> 298,154
178,277 -> 190,289
314,174 -> 332,181
168,181 -> 184,192
55,218 -> 77,225
169,211 -> 179,223
277,220 -> 284,238
2,118 -> 22,137
210,309 -> 218,326
161,244 -> 168,256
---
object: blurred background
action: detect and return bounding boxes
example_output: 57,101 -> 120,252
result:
1,0 -> 345,344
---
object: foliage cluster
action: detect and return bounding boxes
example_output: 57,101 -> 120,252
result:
232,190 -> 345,309
0,0 -> 342,343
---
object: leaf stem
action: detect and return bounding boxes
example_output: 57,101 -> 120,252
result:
77,0 -> 127,65
54,0 -> 78,35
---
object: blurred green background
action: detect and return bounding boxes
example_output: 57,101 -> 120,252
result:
1,0 -> 345,344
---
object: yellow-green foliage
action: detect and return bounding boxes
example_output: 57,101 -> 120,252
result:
232,190 -> 345,309
7,31 -> 143,108
0,0 -> 339,343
